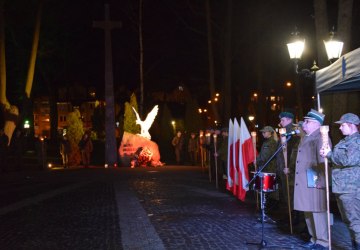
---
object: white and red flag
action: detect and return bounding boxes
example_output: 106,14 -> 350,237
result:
227,118 -> 240,196
236,117 -> 255,201
226,119 -> 234,190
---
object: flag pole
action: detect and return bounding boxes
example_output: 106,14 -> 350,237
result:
279,128 -> 293,234
199,131 -> 205,171
251,131 -> 259,210
213,133 -> 219,189
206,132 -> 211,182
320,125 -> 332,249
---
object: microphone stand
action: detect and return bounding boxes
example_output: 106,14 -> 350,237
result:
246,135 -> 294,249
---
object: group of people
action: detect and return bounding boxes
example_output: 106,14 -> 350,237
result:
60,130 -> 93,168
171,128 -> 229,179
255,109 -> 359,250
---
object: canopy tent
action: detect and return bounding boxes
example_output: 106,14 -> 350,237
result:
316,47 -> 360,93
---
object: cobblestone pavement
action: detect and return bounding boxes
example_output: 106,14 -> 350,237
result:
0,165 -> 353,249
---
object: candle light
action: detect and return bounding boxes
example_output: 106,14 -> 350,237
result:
251,131 -> 256,143
320,125 -> 329,148
279,128 -> 287,144
205,132 -> 211,145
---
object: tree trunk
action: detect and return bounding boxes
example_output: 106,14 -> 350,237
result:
313,0 -> 328,68
139,0 -> 144,116
25,0 -> 43,98
205,0 -> 219,124
337,0 -> 353,54
222,0 -> 232,124
0,1 -> 9,108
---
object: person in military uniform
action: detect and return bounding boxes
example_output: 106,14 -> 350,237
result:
256,126 -> 278,215
320,113 -> 360,250
276,112 -> 300,206
294,109 -> 329,250
218,127 -> 229,180
257,126 -> 278,172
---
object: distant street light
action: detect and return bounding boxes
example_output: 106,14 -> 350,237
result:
248,115 -> 255,122
171,120 -> 176,134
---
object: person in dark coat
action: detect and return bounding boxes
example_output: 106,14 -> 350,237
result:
79,131 -> 93,168
276,111 -> 300,205
172,131 -> 183,165
60,135 -> 71,168
187,132 -> 198,166
218,128 -> 229,180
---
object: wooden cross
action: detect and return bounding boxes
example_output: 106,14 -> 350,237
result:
93,4 -> 121,166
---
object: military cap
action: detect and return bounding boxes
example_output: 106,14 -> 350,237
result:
279,112 -> 294,119
334,113 -> 360,125
260,126 -> 275,133
304,109 -> 325,125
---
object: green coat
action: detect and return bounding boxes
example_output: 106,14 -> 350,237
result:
256,137 -> 277,173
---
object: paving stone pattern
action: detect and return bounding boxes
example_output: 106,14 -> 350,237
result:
0,166 -> 354,250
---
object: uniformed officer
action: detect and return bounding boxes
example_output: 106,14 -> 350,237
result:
295,109 -> 329,250
320,113 -> 360,250
276,112 -> 300,205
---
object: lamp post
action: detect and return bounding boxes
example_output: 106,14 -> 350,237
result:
287,27 -> 343,111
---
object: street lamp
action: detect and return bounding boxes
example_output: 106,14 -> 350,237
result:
324,28 -> 343,63
287,27 -> 343,110
287,27 -> 343,76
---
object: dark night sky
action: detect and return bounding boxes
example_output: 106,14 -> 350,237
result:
3,0 -> 360,111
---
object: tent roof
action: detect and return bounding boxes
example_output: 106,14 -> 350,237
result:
316,47 -> 360,93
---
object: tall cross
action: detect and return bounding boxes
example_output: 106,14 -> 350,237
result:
93,4 -> 121,166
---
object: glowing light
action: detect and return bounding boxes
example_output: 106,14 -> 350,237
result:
208,100 -> 212,104
286,82 -> 292,87
215,93 -> 220,97
248,116 -> 255,121
214,97 -> 218,102
24,120 -> 30,129
253,93 -> 258,97
198,109 -> 202,113
48,163 -> 52,168
104,164 -> 108,168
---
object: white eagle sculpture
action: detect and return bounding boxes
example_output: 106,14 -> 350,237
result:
132,105 -> 159,140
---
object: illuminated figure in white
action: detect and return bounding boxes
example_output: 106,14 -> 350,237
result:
132,105 -> 159,140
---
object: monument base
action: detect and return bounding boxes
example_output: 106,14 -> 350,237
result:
119,131 -> 164,167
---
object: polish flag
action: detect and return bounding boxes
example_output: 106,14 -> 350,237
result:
236,117 -> 254,201
227,118 -> 240,195
226,119 -> 234,190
